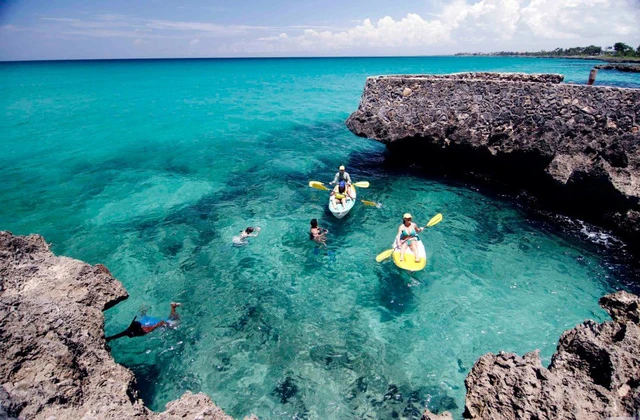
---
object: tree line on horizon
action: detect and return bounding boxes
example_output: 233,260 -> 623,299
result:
457,42 -> 640,58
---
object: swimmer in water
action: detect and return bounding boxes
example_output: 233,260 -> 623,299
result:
105,302 -> 181,342
232,226 -> 261,246
309,218 -> 328,246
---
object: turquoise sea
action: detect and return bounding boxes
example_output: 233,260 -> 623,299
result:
2,57 -> 639,419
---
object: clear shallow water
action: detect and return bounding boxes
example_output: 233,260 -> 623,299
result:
1,57 -> 639,419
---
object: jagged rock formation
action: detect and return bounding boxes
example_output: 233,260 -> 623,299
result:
463,290 -> 640,419
346,72 -> 640,252
595,63 -> 640,73
0,231 -> 247,420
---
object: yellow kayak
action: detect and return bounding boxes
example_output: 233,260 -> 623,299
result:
391,237 -> 427,271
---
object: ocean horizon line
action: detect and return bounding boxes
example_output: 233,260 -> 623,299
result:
0,54 -> 605,64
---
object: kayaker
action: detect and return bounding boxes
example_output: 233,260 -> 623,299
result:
330,165 -> 352,188
397,213 -> 423,263
233,226 -> 261,246
105,302 -> 182,342
330,181 -> 353,208
309,219 -> 328,246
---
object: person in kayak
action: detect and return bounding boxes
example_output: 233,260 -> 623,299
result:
105,302 -> 182,342
397,213 -> 423,263
309,218 -> 328,246
232,226 -> 261,246
330,165 -> 352,190
330,181 -> 353,209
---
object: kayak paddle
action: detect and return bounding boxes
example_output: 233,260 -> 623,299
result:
426,213 -> 443,227
353,181 -> 370,188
375,213 -> 443,263
309,181 -> 330,191
361,200 -> 379,207
375,248 -> 394,262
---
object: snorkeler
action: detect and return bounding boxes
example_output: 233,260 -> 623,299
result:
105,302 -> 181,342
309,218 -> 328,246
232,226 -> 261,246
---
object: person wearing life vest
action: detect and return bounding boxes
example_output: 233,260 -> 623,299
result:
330,180 -> 353,208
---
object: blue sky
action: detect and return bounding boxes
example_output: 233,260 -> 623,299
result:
1,0 -> 639,60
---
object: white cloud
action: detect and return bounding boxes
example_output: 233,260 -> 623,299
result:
40,17 -> 79,22
519,0 -> 639,39
144,19 -> 269,35
17,1 -> 640,58
254,0 -> 640,52
36,14 -> 339,42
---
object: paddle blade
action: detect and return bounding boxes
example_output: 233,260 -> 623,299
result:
376,249 -> 394,262
309,181 -> 329,191
426,213 -> 443,227
361,200 -> 378,207
354,181 -> 370,188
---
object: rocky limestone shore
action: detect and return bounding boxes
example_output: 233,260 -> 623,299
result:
0,231 -> 249,420
595,63 -> 640,73
463,290 -> 640,419
346,72 -> 640,253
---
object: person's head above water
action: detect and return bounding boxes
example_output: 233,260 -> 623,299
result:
310,219 -> 318,228
403,213 -> 412,225
339,165 -> 345,172
245,227 -> 255,234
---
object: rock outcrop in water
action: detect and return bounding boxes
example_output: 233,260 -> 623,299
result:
346,72 -> 640,252
463,290 -> 640,419
0,231 -> 248,420
595,63 -> 640,73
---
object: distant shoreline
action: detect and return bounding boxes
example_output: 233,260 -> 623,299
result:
455,53 -> 640,64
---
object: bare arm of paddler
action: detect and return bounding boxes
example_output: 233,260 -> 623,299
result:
330,172 -> 340,185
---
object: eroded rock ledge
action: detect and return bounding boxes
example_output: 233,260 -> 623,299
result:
463,290 -> 640,419
0,231 -> 245,419
346,72 -> 640,252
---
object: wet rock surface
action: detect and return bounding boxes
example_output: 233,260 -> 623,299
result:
346,72 -> 640,253
463,290 -> 640,419
0,231 -> 243,419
